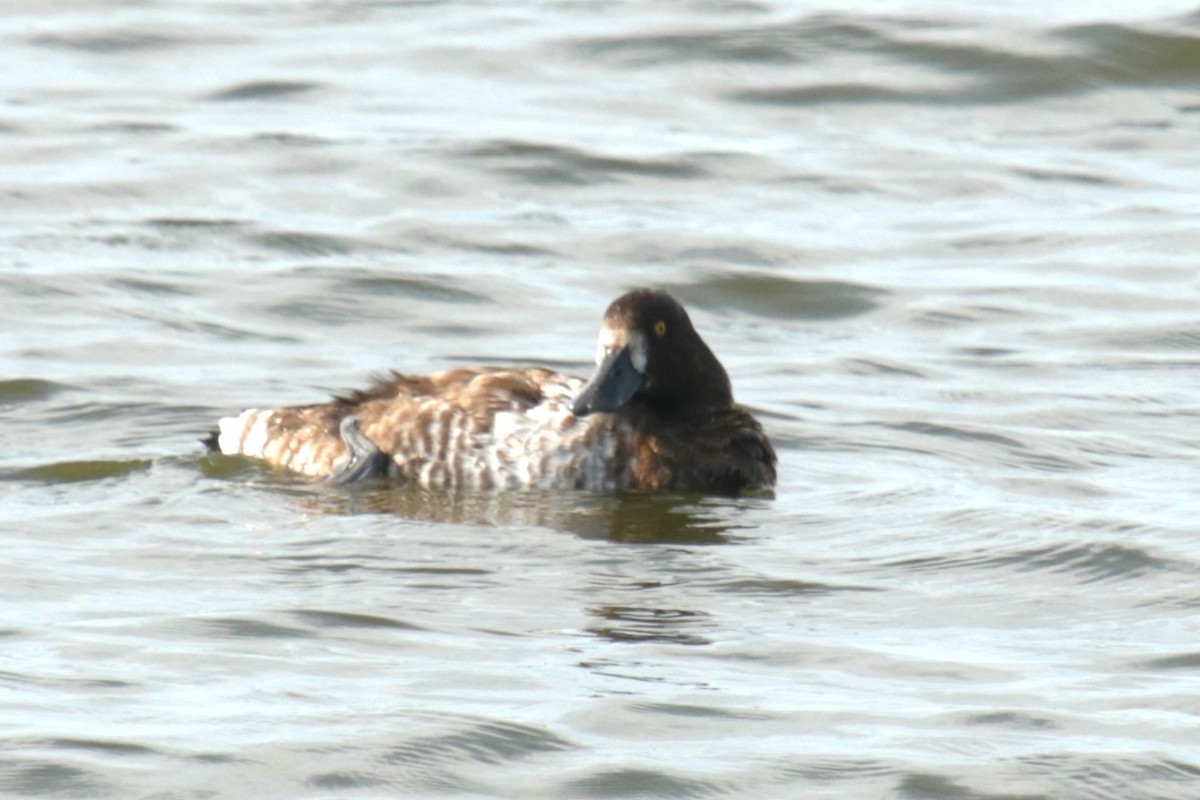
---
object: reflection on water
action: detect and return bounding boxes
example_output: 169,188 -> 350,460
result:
284,478 -> 756,544
587,605 -> 713,646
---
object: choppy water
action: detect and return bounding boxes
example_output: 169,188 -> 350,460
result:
4,1 -> 1200,798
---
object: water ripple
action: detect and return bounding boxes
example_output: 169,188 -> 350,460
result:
339,273 -> 489,304
562,767 -> 728,798
206,80 -> 323,102
0,378 -> 69,405
41,737 -> 160,757
0,760 -> 114,798
712,576 -> 880,597
569,16 -> 893,68
245,230 -> 364,257
387,719 -> 575,767
587,605 -> 713,646
30,30 -> 196,54
4,458 -> 152,484
1009,754 -> 1200,800
684,14 -> 1200,107
889,541 -> 1185,585
1134,651 -> 1200,671
458,139 -> 710,185
289,609 -> 423,632
672,273 -> 885,320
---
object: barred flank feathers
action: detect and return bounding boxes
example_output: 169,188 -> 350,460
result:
211,368 -> 638,490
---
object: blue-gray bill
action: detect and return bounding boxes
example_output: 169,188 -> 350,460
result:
572,346 -> 643,418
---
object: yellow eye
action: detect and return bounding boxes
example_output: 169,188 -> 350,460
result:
654,321 -> 667,337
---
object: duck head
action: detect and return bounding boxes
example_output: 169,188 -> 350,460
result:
572,289 -> 733,421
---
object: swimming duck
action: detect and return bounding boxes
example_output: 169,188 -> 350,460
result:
207,288 -> 776,495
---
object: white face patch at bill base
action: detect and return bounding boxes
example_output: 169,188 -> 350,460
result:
625,329 -> 648,373
594,321 -> 647,374
595,320 -> 623,362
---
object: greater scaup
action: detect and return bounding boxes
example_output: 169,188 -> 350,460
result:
207,288 -> 776,495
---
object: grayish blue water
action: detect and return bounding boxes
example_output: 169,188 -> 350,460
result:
3,1 -> 1199,797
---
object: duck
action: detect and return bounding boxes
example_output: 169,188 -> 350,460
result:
206,288 -> 776,495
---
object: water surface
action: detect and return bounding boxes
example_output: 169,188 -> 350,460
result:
3,1 -> 1199,798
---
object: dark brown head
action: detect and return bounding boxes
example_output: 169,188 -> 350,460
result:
572,289 -> 733,421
